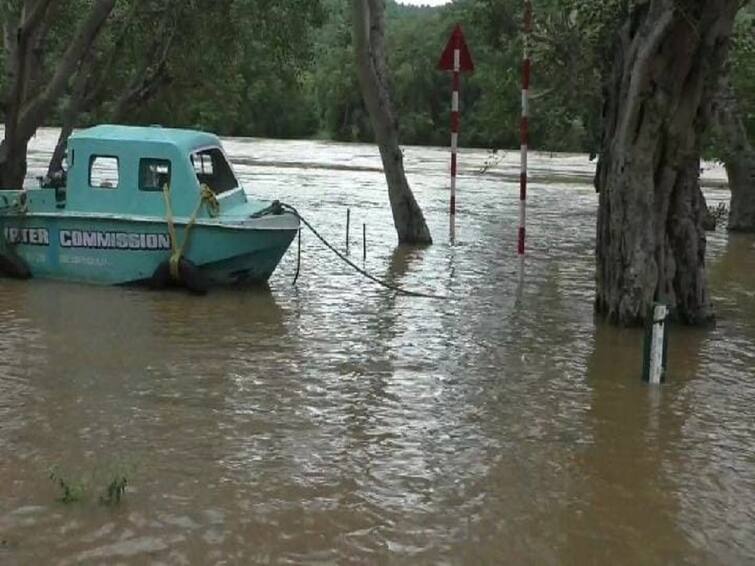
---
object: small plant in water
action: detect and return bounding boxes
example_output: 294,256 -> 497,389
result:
711,202 -> 729,222
703,202 -> 729,231
48,462 -> 133,506
99,475 -> 128,506
48,467 -> 87,504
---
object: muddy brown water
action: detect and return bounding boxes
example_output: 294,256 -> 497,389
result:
0,130 -> 753,564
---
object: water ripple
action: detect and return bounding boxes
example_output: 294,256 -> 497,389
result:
0,129 -> 751,563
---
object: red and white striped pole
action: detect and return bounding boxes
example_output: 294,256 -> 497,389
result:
519,0 -> 532,257
450,34 -> 461,224
438,24 -> 473,239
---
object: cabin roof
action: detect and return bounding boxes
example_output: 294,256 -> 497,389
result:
70,124 -> 221,153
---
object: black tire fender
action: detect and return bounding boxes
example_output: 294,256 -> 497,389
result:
150,260 -> 172,289
0,251 -> 31,279
178,258 -> 208,295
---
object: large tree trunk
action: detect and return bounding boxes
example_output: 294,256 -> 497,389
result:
351,0 -> 432,244
712,78 -> 755,232
0,0 -> 115,189
595,0 -> 739,326
0,0 -> 54,189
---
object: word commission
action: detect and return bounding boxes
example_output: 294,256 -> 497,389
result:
60,230 -> 171,250
4,227 -> 171,251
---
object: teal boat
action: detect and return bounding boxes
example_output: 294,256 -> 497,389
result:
0,125 -> 299,288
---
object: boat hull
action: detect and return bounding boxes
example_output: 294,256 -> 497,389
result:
0,213 -> 298,286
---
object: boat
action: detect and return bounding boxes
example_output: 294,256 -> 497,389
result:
0,125 -> 299,289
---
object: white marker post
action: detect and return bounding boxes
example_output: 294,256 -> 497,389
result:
346,208 -> 351,251
643,303 -> 669,384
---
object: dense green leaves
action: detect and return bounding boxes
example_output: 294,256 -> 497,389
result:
112,0 -> 325,136
2,0 -> 752,153
730,6 -> 755,141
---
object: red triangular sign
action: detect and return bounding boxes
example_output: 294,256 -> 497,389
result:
438,24 -> 474,73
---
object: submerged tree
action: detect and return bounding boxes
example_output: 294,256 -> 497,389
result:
595,0 -> 741,325
351,0 -> 432,244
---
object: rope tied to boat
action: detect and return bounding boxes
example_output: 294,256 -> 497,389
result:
162,183 -> 220,281
250,200 -> 285,218
274,202 -> 447,300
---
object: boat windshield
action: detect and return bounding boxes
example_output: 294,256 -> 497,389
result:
190,147 -> 239,195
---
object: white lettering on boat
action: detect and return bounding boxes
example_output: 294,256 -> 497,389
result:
59,230 -> 171,251
3,227 -> 50,246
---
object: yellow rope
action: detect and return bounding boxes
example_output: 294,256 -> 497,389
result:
162,183 -> 220,281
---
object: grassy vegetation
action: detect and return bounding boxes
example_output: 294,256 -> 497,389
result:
48,462 -> 132,506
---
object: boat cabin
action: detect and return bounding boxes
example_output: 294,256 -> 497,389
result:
43,125 -> 244,217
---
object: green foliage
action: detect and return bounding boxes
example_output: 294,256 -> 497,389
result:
730,6 -> 755,142
117,0 -> 325,136
100,475 -> 128,506
48,462 -> 133,506
48,467 -> 87,504
308,0 -> 369,141
527,0 -> 621,153
302,0 -> 621,152
3,0 -> 752,154
701,4 -> 755,160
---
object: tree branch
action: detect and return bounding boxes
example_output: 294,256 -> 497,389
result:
18,0 -> 54,40
1,1 -> 55,145
23,2 -> 55,102
17,0 -> 116,140
46,49 -> 98,177
81,1 -> 142,108
2,14 -> 21,120
109,6 -> 178,120
617,4 -> 675,146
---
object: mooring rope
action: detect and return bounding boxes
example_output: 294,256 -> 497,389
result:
275,202 -> 447,300
163,183 -> 220,280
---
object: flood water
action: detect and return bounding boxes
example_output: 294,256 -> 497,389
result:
1,129 -> 753,564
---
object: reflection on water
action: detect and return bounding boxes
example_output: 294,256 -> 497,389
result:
0,130 -> 753,563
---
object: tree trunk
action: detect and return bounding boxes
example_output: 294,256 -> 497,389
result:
46,2 -> 170,178
712,78 -> 755,232
351,0 -> 432,244
47,127 -> 72,179
595,0 -> 739,326
0,139 -> 30,189
46,52 -> 96,178
0,0 -> 53,188
0,0 -> 115,189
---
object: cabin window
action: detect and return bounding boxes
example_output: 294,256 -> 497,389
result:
139,159 -> 172,191
191,152 -> 213,176
89,156 -> 119,189
190,148 -> 238,195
